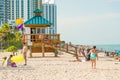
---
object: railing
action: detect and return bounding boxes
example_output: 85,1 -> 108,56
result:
24,34 -> 60,46
24,34 -> 78,58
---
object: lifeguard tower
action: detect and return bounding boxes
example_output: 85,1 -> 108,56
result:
24,2 -> 60,57
23,0 -> 79,58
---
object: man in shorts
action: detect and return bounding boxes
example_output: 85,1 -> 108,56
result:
22,43 -> 28,65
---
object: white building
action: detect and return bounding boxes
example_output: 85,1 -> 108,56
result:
0,0 -> 40,26
0,0 -> 57,35
42,3 -> 57,34
8,0 -> 40,26
0,0 -> 10,26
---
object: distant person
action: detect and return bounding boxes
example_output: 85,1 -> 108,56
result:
106,52 -> 109,56
2,57 -> 7,66
21,32 -> 26,41
21,42 -> 28,65
7,55 -> 13,66
116,50 -> 120,56
116,50 -> 120,61
31,28 -> 36,41
88,46 -> 98,69
7,55 -> 17,67
45,36 -> 50,44
86,48 -> 91,61
79,47 -> 86,59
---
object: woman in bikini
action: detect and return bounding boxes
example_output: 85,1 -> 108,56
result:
88,46 -> 98,69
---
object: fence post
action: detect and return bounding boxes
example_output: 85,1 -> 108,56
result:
66,43 -> 68,53
41,34 -> 44,57
30,46 -> 32,58
75,47 -> 79,60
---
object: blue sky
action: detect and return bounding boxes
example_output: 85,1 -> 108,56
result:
55,0 -> 120,45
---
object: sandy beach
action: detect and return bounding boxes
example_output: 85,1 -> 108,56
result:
0,51 -> 120,80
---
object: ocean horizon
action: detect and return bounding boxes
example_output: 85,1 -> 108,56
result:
88,44 -> 120,52
77,44 -> 120,52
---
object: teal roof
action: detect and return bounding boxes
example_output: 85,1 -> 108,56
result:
24,16 -> 52,25
24,9 -> 52,25
33,9 -> 42,13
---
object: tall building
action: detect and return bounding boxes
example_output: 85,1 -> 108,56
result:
9,0 -> 40,23
0,0 -> 57,34
27,0 -> 40,20
0,0 -> 40,26
42,3 -> 57,34
0,0 -> 4,26
0,0 -> 10,26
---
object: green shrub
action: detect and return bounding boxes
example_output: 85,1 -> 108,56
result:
5,46 -> 18,52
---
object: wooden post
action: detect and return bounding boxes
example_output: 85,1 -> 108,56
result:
58,34 -> 60,41
41,34 -> 44,57
42,43 -> 45,57
54,49 -> 58,57
59,42 -> 61,50
30,46 -> 32,58
75,47 -> 79,60
66,43 -> 68,53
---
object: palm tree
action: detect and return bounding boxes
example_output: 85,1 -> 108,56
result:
15,32 -> 22,42
0,24 -> 10,47
0,23 -> 23,49
2,23 -> 10,32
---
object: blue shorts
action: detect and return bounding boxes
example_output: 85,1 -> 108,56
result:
7,61 -> 11,66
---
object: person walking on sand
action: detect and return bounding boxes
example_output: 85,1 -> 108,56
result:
88,46 -> 98,69
79,47 -> 87,60
22,42 -> 28,65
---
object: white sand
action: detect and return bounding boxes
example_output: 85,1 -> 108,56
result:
0,52 -> 120,80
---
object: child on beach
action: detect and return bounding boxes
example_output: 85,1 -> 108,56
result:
86,48 -> 91,61
88,46 -> 98,69
7,55 -> 17,67
2,57 -> 7,66
7,55 -> 13,66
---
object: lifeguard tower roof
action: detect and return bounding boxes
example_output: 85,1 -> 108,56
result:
24,9 -> 52,28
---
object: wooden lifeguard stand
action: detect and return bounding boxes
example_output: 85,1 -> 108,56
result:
24,8 -> 60,57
